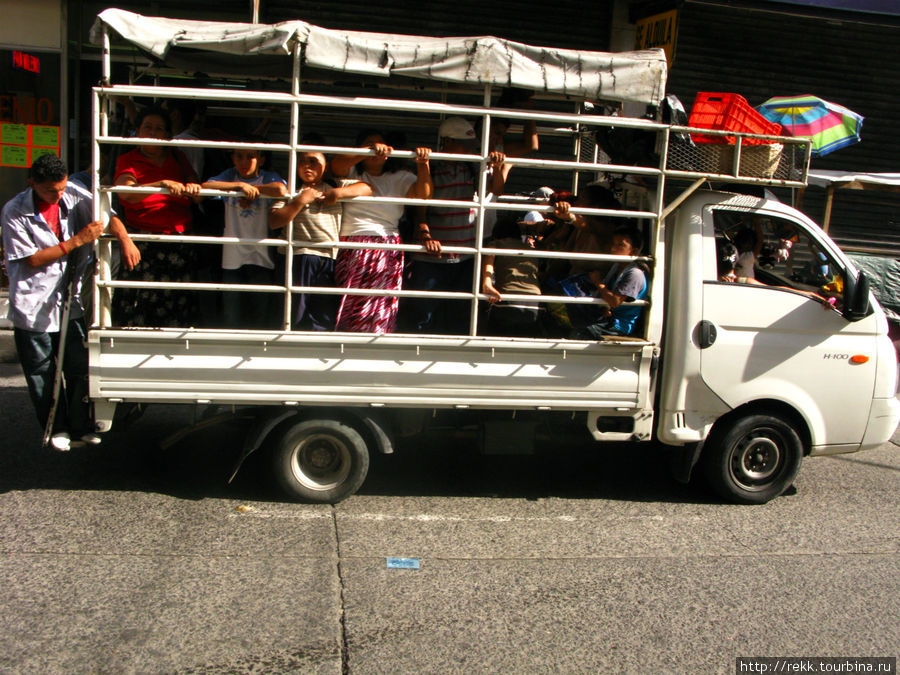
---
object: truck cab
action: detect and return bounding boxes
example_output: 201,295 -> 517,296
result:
660,190 -> 899,502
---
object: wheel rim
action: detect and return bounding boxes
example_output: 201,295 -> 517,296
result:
729,426 -> 786,492
289,433 -> 352,491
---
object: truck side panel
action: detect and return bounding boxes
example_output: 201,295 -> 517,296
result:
89,330 -> 653,414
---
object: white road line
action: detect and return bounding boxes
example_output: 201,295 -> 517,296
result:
230,507 -> 676,524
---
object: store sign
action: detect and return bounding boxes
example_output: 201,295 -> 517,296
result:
12,50 -> 40,74
0,95 -> 55,125
634,9 -> 678,66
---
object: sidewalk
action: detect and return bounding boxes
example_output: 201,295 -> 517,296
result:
0,293 -> 12,363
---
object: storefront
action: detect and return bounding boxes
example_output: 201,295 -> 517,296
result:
0,1 -> 65,322
0,2 -> 64,203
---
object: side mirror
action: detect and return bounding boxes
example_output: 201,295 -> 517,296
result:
843,270 -> 872,322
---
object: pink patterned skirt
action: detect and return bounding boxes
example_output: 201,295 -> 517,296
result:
334,235 -> 404,333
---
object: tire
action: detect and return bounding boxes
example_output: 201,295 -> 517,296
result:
701,412 -> 803,505
272,418 -> 369,503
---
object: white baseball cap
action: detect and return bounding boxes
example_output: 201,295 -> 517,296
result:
438,116 -> 476,140
517,210 -> 547,224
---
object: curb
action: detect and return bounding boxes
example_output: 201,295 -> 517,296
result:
0,329 -> 15,364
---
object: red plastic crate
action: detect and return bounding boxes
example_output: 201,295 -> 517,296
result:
688,92 -> 782,145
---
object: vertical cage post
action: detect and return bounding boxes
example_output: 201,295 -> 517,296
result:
644,125 -> 670,347
101,27 -> 111,83
91,88 -> 113,328
96,23 -> 111,328
469,84 -> 493,336
281,41 -> 303,331
570,101 -> 582,195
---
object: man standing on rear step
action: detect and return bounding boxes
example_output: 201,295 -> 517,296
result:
2,153 -> 139,451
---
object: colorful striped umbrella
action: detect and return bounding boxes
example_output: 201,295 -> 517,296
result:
755,95 -> 863,157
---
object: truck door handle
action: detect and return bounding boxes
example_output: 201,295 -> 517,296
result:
698,320 -> 717,349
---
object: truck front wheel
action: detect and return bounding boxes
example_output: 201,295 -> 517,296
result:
702,413 -> 803,504
272,418 -> 369,503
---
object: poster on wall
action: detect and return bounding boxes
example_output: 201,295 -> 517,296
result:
1,123 -> 59,167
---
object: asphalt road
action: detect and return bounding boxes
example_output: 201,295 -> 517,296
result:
0,363 -> 898,673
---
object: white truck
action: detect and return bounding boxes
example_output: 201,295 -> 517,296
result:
82,10 -> 899,504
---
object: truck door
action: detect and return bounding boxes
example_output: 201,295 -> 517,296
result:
699,207 -> 879,448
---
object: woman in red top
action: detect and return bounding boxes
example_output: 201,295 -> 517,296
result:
115,108 -> 200,233
113,108 -> 202,326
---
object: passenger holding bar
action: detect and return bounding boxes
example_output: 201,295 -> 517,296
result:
269,140 -> 373,331
112,107 -> 203,327
202,141 -> 287,329
403,117 -> 505,334
330,130 -> 432,334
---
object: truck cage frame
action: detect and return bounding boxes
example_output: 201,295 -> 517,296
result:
84,16 -> 813,439
89,29 -> 812,330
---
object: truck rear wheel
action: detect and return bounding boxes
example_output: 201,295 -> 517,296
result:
702,412 -> 803,504
272,418 -> 369,503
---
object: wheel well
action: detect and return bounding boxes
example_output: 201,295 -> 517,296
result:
231,406 -> 388,485
713,400 -> 812,456
264,407 -> 391,454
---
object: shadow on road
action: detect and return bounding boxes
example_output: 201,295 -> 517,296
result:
0,382 -> 712,505
362,434 -> 708,504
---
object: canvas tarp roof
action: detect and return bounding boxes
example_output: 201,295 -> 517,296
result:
90,8 -> 668,106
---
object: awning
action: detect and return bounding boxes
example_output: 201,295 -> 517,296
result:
803,170 -> 900,235
761,0 -> 900,17
89,9 -> 668,106
807,170 -> 900,191
802,171 -> 900,318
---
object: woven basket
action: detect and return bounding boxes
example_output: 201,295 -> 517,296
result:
702,143 -> 784,178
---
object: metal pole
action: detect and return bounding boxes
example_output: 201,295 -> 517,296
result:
571,101 -> 582,195
469,84 -> 492,337
281,41 -> 302,331
91,89 -> 112,328
645,125 -> 670,347
822,184 -> 835,233
102,26 -> 111,83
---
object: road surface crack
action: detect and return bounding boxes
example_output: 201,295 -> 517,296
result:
332,505 -> 350,674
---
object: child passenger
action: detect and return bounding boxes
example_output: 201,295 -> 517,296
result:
552,226 -> 649,339
202,144 -> 287,328
481,211 -> 549,337
733,219 -> 763,280
541,185 -> 624,283
268,147 -> 373,331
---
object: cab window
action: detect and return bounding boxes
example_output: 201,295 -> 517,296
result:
711,210 -> 844,308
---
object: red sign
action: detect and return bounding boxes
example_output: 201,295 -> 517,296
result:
12,50 -> 40,75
